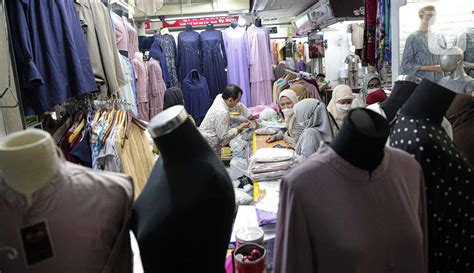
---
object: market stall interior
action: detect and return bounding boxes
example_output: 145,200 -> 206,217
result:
0,0 -> 473,272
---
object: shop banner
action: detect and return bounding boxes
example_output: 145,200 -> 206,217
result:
163,16 -> 239,28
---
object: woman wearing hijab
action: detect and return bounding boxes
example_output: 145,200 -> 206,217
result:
354,74 -> 382,107
266,89 -> 304,145
327,85 -> 353,134
293,98 -> 334,161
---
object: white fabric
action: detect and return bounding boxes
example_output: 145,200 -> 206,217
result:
251,148 -> 295,163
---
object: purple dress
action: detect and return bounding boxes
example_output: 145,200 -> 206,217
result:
247,25 -> 274,106
200,30 -> 228,100
7,0 -> 97,115
223,26 -> 251,106
177,30 -> 202,82
182,70 -> 212,125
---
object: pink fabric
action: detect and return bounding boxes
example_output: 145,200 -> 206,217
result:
148,58 -> 166,119
249,103 -> 279,118
111,13 -> 129,52
123,18 -> 139,59
132,57 -> 149,121
251,80 -> 273,106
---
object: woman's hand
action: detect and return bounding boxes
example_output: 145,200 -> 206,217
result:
266,135 -> 277,143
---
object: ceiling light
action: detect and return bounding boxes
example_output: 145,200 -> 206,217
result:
238,18 -> 246,26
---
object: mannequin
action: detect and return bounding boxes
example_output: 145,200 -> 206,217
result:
438,47 -> 474,95
344,45 -> 361,88
0,129 -> 60,204
230,20 -> 238,29
255,17 -> 262,27
160,27 -> 170,35
379,76 -> 419,122
400,5 -> 445,82
185,24 -> 193,31
132,106 -> 235,273
206,23 -> 215,31
401,79 -> 456,125
330,108 -> 389,173
192,70 -> 199,81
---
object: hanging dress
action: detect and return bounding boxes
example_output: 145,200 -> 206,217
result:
156,34 -> 179,87
182,70 -> 212,125
177,30 -> 202,82
200,29 -> 228,100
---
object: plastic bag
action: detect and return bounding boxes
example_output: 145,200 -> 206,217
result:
251,148 -> 295,163
234,188 -> 254,206
255,127 -> 278,135
259,108 -> 278,120
229,157 -> 249,181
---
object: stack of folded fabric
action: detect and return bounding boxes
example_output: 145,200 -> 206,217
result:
248,148 -> 295,181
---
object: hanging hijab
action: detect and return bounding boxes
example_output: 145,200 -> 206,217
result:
163,87 -> 185,110
294,98 -> 333,142
279,89 -> 299,137
327,85 -> 353,125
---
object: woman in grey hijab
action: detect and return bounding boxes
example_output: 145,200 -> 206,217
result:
293,99 -> 334,162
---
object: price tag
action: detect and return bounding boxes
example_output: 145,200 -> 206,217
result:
18,220 -> 54,267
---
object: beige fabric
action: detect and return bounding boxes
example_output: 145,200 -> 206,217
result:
347,23 -> 364,49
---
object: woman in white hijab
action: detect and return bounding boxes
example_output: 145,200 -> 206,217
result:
293,98 -> 334,162
266,89 -> 304,145
327,85 -> 353,134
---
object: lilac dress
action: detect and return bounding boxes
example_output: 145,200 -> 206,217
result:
200,30 -> 228,100
177,30 -> 202,82
223,26 -> 251,106
148,58 -> 167,118
247,25 -> 274,106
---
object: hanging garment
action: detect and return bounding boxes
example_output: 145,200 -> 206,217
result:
223,26 -> 251,106
123,18 -> 139,59
78,0 -> 126,99
200,29 -> 228,100
446,94 -> 474,167
156,34 -> 179,87
177,30 -> 202,82
136,0 -> 163,14
247,25 -> 274,106
139,36 -> 155,52
132,56 -> 150,121
347,23 -> 364,50
401,31 -> 446,82
0,161 -> 134,272
148,58 -> 167,118
182,70 -> 212,125
390,113 -> 473,273
364,0 -> 377,66
119,56 -> 139,116
111,12 -> 129,53
7,0 -> 97,115
149,39 -> 171,87
274,144 -> 428,273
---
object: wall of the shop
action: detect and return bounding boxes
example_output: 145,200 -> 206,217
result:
0,4 -> 24,136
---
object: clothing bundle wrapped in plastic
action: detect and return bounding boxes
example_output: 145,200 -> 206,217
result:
248,103 -> 279,119
248,148 -> 295,181
251,148 -> 295,163
255,127 -> 278,135
250,160 -> 294,174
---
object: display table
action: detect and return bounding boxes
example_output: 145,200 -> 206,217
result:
252,133 -> 287,153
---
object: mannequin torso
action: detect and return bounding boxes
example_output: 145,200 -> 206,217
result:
206,23 -> 215,31
185,24 -> 193,32
255,18 -> 262,27
380,80 -> 419,122
0,129 -> 60,205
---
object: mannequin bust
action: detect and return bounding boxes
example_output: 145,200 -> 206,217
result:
255,17 -> 262,27
206,23 -> 215,31
132,106 -> 235,273
400,6 -> 445,82
380,78 -> 419,122
160,27 -> 170,35
438,47 -> 474,95
185,24 -> 193,31
330,108 -> 390,173
0,129 -> 60,205
401,79 -> 456,125
192,70 -> 199,81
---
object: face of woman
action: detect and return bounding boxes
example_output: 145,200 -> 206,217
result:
337,98 -> 353,105
279,96 -> 294,110
367,79 -> 381,89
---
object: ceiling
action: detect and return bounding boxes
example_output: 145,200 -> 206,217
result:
254,0 -> 317,24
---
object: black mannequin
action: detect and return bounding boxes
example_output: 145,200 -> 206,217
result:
330,108 -> 390,173
206,23 -> 215,31
380,80 -> 418,122
123,11 -> 129,18
101,0 -> 109,7
185,24 -> 193,31
231,21 -> 238,29
114,9 -> 123,17
192,70 -> 199,81
401,79 -> 456,125
255,17 -> 262,27
132,106 -> 235,273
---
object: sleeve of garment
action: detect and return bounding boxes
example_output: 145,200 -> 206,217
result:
220,31 -> 228,68
176,34 -> 181,73
244,31 -> 250,67
400,35 -> 417,75
247,29 -> 254,67
172,35 -> 177,58
296,130 -> 320,162
273,129 -> 284,141
232,103 -> 252,118
282,132 -> 296,144
417,167 -> 429,273
215,112 -> 238,143
273,179 -> 315,273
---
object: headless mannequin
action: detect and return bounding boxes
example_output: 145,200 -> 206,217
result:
231,21 -> 238,29
401,79 -> 456,125
132,106 -> 235,273
330,109 -> 390,173
185,24 -> 193,31
380,78 -> 419,122
255,17 -> 262,27
206,23 -> 215,31
0,129 -> 60,205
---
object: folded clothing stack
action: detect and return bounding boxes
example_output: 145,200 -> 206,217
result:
248,148 -> 295,181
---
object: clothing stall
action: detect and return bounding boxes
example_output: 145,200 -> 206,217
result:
0,0 -> 473,273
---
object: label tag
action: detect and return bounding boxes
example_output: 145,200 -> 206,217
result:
18,219 -> 54,267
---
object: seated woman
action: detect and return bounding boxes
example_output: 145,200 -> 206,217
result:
266,89 -> 304,145
327,85 -> 353,135
293,98 -> 334,162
